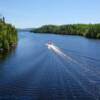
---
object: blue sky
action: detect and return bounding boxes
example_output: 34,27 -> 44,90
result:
0,0 -> 100,28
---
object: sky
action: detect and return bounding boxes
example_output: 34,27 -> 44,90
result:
0,0 -> 100,28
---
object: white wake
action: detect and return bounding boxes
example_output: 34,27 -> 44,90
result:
46,43 -> 77,63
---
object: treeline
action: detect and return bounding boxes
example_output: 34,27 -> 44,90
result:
31,24 -> 100,39
0,17 -> 17,51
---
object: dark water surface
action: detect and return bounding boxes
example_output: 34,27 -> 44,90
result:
0,32 -> 100,100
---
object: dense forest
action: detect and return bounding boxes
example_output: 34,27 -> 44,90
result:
31,24 -> 100,39
0,17 -> 17,51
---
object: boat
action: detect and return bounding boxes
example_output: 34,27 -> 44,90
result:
46,41 -> 54,49
47,41 -> 53,45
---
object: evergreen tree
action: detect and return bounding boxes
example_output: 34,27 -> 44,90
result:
0,17 -> 17,51
31,24 -> 100,39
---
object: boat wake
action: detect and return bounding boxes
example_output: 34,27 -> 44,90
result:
46,43 -> 78,64
46,42 -> 100,77
46,43 -> 97,68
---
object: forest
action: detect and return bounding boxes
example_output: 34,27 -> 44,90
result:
31,24 -> 100,39
0,17 -> 17,51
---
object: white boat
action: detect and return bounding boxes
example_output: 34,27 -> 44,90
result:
46,41 -> 54,49
47,41 -> 53,45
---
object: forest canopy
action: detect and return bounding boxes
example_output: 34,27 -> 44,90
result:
0,17 -> 17,51
31,24 -> 100,39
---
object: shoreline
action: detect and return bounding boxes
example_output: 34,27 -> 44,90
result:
31,32 -> 100,40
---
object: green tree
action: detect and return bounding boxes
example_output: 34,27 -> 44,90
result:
0,16 -> 17,51
31,24 -> 100,39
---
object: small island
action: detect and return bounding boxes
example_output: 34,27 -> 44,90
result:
31,24 -> 100,39
0,17 -> 17,51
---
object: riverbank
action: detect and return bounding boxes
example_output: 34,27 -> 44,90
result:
31,24 -> 100,39
0,17 -> 17,51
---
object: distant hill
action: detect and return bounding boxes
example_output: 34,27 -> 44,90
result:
31,24 -> 100,39
17,28 -> 33,32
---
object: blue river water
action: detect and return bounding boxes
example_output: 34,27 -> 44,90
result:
0,32 -> 100,100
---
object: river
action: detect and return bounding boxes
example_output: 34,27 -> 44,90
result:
0,31 -> 100,100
